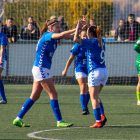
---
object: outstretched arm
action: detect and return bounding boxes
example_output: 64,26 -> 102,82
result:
62,54 -> 75,77
51,29 -> 76,39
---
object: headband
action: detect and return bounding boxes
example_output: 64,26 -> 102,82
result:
48,21 -> 58,27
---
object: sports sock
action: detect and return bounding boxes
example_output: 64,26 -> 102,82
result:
99,102 -> 104,116
93,108 -> 101,122
136,91 -> 140,101
0,80 -> 7,101
17,98 -> 34,119
50,99 -> 62,121
80,94 -> 86,110
86,93 -> 90,107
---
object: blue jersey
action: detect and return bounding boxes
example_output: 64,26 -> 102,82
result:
34,32 -> 57,69
70,43 -> 88,74
0,32 -> 8,61
81,38 -> 106,74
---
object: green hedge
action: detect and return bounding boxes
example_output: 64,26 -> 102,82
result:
4,0 -> 113,36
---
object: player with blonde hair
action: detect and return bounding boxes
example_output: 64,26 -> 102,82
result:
13,19 -> 75,127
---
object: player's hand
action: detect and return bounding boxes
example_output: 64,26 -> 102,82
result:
31,29 -> 36,34
82,24 -> 89,30
62,70 -> 67,77
0,61 -> 3,65
12,37 -> 15,42
125,39 -> 129,42
80,15 -> 86,27
8,38 -> 12,43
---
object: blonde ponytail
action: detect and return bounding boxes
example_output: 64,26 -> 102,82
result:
96,26 -> 103,50
39,20 -> 49,39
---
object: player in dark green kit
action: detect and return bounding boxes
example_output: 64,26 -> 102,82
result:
134,37 -> 140,105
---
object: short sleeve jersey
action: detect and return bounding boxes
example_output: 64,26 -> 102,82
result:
70,43 -> 88,74
134,37 -> 140,62
0,32 -> 8,61
34,32 -> 57,69
81,38 -> 106,74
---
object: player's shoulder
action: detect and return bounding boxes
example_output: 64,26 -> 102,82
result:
74,43 -> 81,48
0,32 -> 7,38
136,37 -> 140,44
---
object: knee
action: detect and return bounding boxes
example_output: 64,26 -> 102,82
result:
80,84 -> 87,94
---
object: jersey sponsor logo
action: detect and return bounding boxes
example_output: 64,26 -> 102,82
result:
83,59 -> 87,64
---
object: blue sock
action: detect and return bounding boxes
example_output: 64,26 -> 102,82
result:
0,80 -> 7,101
17,98 -> 34,119
80,94 -> 86,110
93,108 -> 101,121
99,102 -> 104,115
50,99 -> 62,121
86,93 -> 90,107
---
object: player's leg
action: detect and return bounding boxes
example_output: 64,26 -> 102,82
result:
77,77 -> 88,115
0,67 -> 7,104
98,68 -> 108,125
136,75 -> 140,105
136,61 -> 140,105
98,84 -> 107,125
88,68 -> 107,128
89,85 -> 103,128
86,83 -> 90,114
40,78 -> 73,127
13,79 -> 43,127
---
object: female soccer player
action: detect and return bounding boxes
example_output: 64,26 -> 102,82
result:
0,30 -> 8,104
134,37 -> 140,105
73,20 -> 108,128
13,19 -> 75,127
62,29 -> 90,115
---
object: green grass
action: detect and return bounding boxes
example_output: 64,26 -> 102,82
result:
0,84 -> 140,140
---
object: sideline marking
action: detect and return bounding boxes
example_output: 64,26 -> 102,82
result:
27,124 -> 140,140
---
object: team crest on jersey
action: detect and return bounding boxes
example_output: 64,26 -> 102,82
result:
49,52 -> 54,57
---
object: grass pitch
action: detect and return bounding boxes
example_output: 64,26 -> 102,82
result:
0,84 -> 140,140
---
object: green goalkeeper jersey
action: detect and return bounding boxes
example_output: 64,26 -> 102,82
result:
134,37 -> 140,62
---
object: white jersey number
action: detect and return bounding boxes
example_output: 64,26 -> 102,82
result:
100,50 -> 105,64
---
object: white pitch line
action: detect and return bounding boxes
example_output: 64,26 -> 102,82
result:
27,124 -> 140,140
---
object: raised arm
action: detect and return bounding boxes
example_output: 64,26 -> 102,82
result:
62,54 -> 75,77
73,21 -> 82,45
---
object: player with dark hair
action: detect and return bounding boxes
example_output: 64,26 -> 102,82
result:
13,19 -> 75,127
62,29 -> 90,115
73,17 -> 108,128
